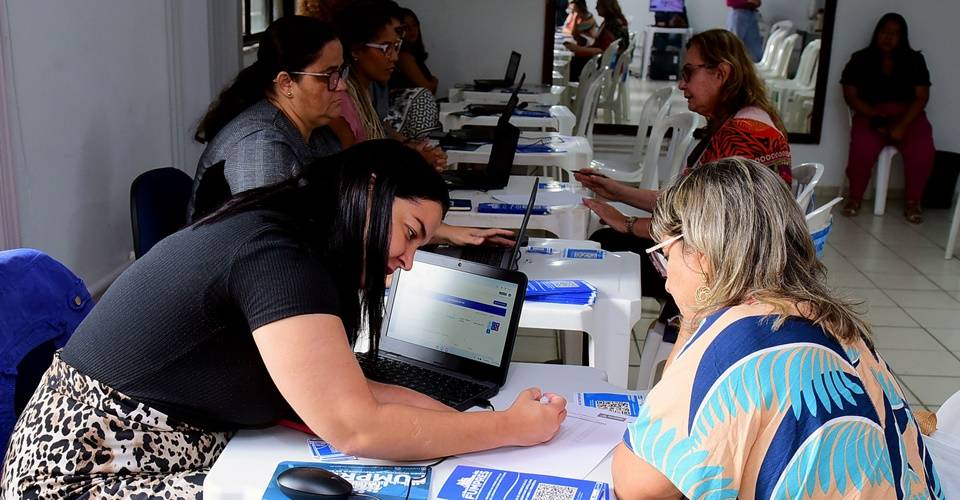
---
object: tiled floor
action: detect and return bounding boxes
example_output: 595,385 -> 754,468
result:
511,198 -> 960,411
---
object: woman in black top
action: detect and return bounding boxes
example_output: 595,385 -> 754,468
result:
1,141 -> 567,498
841,13 -> 935,223
389,7 -> 437,94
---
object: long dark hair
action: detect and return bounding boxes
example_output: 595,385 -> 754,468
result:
398,7 -> 428,62
194,16 -> 338,143
336,0 -> 402,56
197,139 -> 449,349
869,12 -> 913,54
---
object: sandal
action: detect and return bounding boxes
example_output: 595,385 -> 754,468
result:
904,201 -> 923,224
842,199 -> 861,217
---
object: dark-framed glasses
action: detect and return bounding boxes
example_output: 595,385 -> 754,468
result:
365,39 -> 403,56
645,233 -> 684,278
678,63 -> 712,82
288,65 -> 350,91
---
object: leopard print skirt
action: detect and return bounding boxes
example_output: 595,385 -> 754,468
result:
1,354 -> 232,499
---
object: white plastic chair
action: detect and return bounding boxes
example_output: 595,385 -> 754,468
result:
636,320 -> 673,390
598,38 -> 634,124
871,145 -> 901,216
573,69 -> 608,147
582,87 -> 673,181
759,33 -> 799,80
926,390 -> 960,498
792,162 -> 824,214
756,29 -> 787,73
570,53 -> 602,117
945,194 -> 960,259
768,39 -> 821,114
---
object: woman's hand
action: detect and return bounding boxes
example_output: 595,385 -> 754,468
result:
409,140 -> 447,173
504,388 -> 567,446
582,198 -> 629,233
573,169 -> 624,202
433,224 -> 516,246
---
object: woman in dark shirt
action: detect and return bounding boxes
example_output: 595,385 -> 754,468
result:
564,0 -> 629,82
841,13 -> 935,223
1,141 -> 567,498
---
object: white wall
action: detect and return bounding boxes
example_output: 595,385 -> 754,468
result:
2,0 -> 236,289
399,0 -> 546,97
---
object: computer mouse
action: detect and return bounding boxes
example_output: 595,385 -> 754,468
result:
276,466 -> 354,499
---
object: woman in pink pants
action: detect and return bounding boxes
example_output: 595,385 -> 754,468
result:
840,13 -> 934,223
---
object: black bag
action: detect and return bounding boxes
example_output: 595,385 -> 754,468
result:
922,151 -> 960,209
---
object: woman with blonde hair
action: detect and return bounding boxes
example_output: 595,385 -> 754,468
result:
611,158 -> 942,499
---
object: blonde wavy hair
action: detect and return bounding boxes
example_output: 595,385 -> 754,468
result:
688,29 -> 787,136
650,157 -> 872,346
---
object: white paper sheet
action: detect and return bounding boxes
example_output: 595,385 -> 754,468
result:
455,406 -> 629,478
492,191 -> 585,207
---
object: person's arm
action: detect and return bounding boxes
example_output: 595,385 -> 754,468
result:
328,117 -> 356,149
888,86 -> 930,142
366,380 -> 455,412
254,314 -> 567,460
574,170 -> 658,211
842,85 -> 881,119
396,53 -> 438,94
432,224 -> 516,247
612,443 -> 683,500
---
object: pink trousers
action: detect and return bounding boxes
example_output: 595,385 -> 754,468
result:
846,102 -> 935,203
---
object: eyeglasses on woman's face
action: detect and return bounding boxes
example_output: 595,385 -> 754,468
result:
288,65 -> 350,92
678,63 -> 712,82
365,39 -> 403,56
645,233 -> 684,278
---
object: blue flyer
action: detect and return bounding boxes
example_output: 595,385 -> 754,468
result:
526,246 -> 556,255
563,248 -> 605,259
262,462 -> 430,500
307,438 -> 356,461
577,392 -> 643,417
439,465 -> 609,500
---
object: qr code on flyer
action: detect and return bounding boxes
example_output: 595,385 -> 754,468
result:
593,400 -> 632,416
532,483 -> 579,500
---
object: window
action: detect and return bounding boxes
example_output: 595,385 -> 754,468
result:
241,0 -> 296,46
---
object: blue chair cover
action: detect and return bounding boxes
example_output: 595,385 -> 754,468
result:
0,249 -> 93,465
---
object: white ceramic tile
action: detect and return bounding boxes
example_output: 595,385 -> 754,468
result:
863,307 -> 919,327
902,308 -> 960,329
924,273 -> 960,291
845,257 -> 917,274
883,290 -> 960,309
862,272 -> 939,291
834,244 -> 902,261
511,337 -> 558,363
927,329 -> 960,351
833,287 -> 895,308
826,270 -> 875,289
951,292 -> 960,302
879,349 -> 960,376
870,327 -> 943,350
898,376 -> 960,406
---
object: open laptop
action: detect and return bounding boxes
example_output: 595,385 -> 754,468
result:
440,113 -> 520,191
473,51 -> 521,90
356,251 -> 527,410
433,177 -> 538,270
446,74 -> 527,146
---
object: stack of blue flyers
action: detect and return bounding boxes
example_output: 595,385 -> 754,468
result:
263,462 -> 431,500
439,465 -> 610,499
525,280 -> 597,306
307,438 -> 356,462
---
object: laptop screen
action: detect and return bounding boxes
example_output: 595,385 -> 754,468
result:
384,258 -> 521,367
504,51 -> 521,83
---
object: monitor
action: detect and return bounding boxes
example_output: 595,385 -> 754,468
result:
650,0 -> 685,13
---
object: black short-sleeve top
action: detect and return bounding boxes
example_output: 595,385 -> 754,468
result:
62,210 -> 341,430
840,48 -> 931,104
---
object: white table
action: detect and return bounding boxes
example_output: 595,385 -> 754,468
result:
639,26 -> 692,80
204,363 -> 642,499
517,241 -> 644,387
439,102 -> 575,136
444,176 -> 591,241
449,84 -> 568,106
445,132 -> 593,174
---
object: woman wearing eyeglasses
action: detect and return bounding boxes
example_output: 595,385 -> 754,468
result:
329,0 -> 514,247
573,30 -> 792,340
610,157 -> 942,499
189,16 -> 347,221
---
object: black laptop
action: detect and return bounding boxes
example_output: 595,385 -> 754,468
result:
473,51 -> 521,90
433,177 -> 538,271
441,113 -> 520,191
446,74 -> 526,145
356,251 -> 527,410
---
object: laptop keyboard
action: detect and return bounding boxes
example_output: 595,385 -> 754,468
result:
458,246 -> 507,267
356,352 -> 490,409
